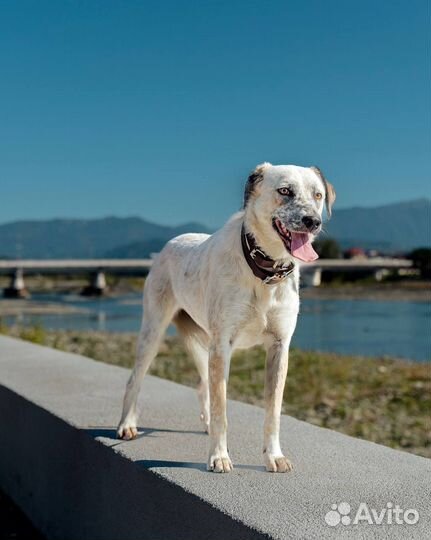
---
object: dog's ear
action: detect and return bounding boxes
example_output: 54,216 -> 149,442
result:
311,166 -> 336,218
243,162 -> 271,208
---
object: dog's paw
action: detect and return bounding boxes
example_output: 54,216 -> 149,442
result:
207,453 -> 233,473
117,422 -> 138,440
264,453 -> 293,473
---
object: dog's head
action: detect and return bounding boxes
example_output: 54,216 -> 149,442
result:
243,163 -> 336,262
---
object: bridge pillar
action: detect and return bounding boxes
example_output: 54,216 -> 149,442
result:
301,267 -> 322,287
81,270 -> 107,297
374,269 -> 389,282
3,268 -> 29,299
310,268 -> 322,286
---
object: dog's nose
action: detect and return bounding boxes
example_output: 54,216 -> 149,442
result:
302,216 -> 321,231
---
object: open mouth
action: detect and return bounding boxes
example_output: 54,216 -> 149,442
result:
272,218 -> 319,263
272,218 -> 292,251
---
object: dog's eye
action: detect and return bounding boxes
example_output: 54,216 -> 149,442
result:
278,187 -> 293,197
315,192 -> 323,200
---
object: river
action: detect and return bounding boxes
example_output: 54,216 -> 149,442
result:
2,293 -> 430,362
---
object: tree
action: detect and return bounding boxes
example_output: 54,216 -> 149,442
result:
409,248 -> 431,278
313,238 -> 341,259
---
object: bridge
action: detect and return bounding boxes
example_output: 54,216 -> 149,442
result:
0,259 -> 153,297
0,257 -> 413,296
300,257 -> 414,286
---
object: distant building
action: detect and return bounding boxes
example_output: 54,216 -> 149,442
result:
344,247 -> 367,260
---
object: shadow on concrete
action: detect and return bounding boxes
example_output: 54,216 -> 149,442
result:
139,459 -> 207,471
136,459 -> 266,472
138,459 -> 265,473
83,426 -> 206,440
83,427 -> 266,472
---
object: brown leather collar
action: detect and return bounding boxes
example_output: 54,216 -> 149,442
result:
241,224 -> 295,284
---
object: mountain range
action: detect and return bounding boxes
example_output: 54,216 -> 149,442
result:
325,198 -> 430,251
0,199 -> 429,259
0,217 -> 210,259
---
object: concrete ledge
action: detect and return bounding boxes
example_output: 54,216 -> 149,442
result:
0,335 -> 429,539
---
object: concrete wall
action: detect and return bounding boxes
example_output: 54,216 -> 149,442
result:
0,335 -> 429,539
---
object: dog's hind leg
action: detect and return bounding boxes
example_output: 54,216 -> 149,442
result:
174,310 -> 210,432
117,273 -> 177,440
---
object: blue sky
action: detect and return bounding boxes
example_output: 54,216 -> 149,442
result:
0,0 -> 429,227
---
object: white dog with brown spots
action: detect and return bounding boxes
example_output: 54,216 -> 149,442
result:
117,163 -> 336,473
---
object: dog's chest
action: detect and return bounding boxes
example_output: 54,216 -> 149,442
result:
235,282 -> 298,348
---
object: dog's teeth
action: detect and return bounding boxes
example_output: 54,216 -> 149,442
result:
275,219 -> 291,239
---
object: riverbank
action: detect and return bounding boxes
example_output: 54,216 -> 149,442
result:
1,325 -> 429,459
0,299 -> 90,316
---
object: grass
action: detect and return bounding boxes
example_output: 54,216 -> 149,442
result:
1,323 -> 430,459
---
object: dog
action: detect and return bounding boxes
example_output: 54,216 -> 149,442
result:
117,163 -> 336,473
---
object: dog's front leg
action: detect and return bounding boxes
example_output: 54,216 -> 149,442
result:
263,338 -> 293,473
207,340 -> 233,473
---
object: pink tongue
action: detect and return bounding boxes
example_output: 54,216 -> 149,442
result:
290,232 -> 319,262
